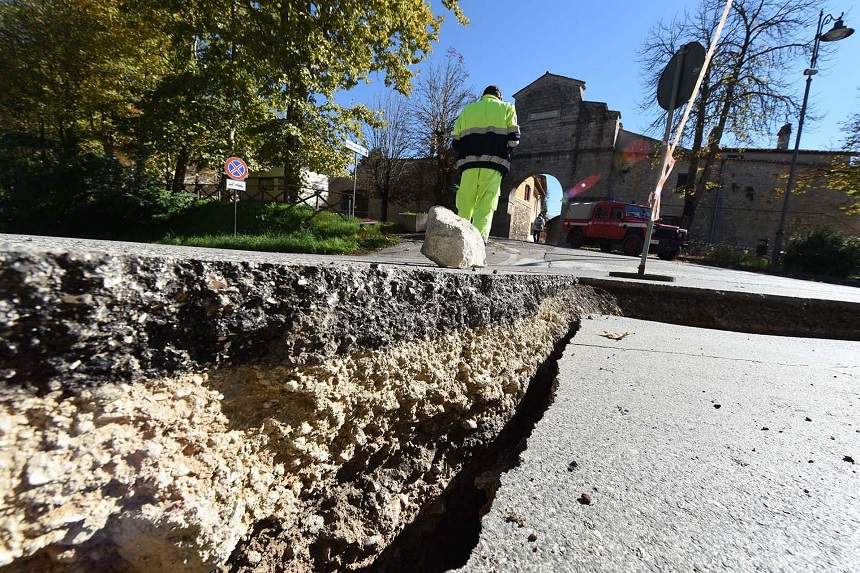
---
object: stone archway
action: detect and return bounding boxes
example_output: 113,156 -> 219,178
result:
490,72 -> 624,238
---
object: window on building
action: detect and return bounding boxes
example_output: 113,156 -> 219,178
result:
524,185 -> 531,201
675,172 -> 690,193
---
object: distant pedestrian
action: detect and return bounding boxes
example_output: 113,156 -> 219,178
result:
532,212 -> 547,243
451,85 -> 520,241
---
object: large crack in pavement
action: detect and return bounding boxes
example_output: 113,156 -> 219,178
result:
362,320 -> 580,573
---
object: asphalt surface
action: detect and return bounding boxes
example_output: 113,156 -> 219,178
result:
2,234 -> 858,304
358,238 -> 860,303
459,316 -> 860,573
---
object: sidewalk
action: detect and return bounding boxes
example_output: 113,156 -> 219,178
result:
354,237 -> 860,304
3,234 -> 858,304
459,316 -> 860,572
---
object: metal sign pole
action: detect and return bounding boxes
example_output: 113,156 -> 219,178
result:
638,47 -> 684,276
224,156 -> 248,236
351,151 -> 358,219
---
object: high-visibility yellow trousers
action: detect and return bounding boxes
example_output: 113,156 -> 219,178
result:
456,167 -> 503,239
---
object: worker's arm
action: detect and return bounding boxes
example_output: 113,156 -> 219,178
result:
452,113 -> 463,153
507,106 -> 520,149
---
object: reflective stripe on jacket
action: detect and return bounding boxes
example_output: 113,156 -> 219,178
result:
451,95 -> 520,176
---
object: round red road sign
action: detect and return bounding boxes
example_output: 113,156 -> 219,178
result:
224,157 -> 249,180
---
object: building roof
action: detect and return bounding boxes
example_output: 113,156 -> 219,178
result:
719,147 -> 851,156
513,72 -> 587,98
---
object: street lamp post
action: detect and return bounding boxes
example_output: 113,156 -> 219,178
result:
772,10 -> 854,265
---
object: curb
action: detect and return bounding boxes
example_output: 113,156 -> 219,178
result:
579,277 -> 860,341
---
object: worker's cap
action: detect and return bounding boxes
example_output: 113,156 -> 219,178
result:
482,85 -> 502,99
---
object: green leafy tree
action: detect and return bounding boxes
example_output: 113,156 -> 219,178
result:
0,0 -> 168,158
0,0 -> 172,231
136,0 -> 467,194
826,112 -> 860,214
1,0 -> 466,234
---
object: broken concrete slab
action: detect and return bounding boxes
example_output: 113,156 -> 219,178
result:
457,317 -> 860,573
420,206 -> 486,269
0,241 -> 615,572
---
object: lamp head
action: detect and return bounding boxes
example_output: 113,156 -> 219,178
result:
820,17 -> 854,42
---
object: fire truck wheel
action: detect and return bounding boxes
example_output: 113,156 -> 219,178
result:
599,241 -> 612,253
622,233 -> 644,256
567,228 -> 584,248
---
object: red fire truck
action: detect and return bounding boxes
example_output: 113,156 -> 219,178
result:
562,201 -> 687,260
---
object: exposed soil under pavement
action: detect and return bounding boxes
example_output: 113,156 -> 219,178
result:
359,321 -> 580,572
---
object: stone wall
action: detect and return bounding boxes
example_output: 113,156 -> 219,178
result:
0,241 -> 614,572
689,150 -> 859,248
329,159 -> 440,221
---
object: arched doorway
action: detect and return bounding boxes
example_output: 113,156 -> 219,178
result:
505,174 -> 562,242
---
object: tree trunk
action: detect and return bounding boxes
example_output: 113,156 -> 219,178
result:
380,185 -> 390,222
434,150 -> 456,209
282,97 -> 305,203
680,79 -> 710,220
172,147 -> 190,194
681,59 -> 744,231
283,162 -> 303,202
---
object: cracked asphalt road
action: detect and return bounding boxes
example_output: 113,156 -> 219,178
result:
460,316 -> 860,572
3,234 -> 859,303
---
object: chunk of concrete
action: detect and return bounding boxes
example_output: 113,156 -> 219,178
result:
0,240 -> 617,572
420,206 -> 486,269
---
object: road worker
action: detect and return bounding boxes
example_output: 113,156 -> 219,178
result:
451,85 -> 520,241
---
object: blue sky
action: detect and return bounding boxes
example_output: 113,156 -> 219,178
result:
337,0 -> 860,215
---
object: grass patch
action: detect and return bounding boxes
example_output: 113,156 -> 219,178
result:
157,201 -> 399,254
160,232 -> 358,254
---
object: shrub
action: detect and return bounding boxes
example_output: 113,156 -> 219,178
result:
691,243 -> 769,272
0,155 -> 194,240
783,229 -> 860,278
159,232 -> 358,255
158,201 -> 398,255
706,244 -> 743,267
163,201 -> 361,237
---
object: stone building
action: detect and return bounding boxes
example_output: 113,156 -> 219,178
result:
492,72 -> 628,237
323,72 -> 856,246
687,148 -> 858,248
328,158 -> 438,220
508,175 -> 547,241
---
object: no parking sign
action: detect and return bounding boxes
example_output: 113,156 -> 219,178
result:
223,157 -> 248,236
224,156 -> 249,181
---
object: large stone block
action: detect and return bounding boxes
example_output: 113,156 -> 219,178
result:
420,206 -> 486,269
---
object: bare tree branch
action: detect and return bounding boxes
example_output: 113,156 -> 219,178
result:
410,48 -> 474,206
364,92 -> 413,221
637,0 -> 818,229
